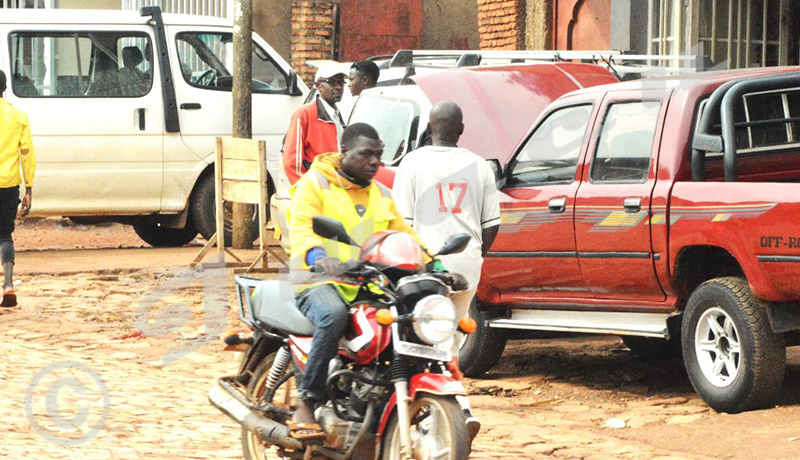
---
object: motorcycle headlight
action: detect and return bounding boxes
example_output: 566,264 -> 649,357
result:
412,295 -> 457,345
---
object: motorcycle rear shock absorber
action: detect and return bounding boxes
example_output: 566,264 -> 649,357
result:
265,346 -> 291,392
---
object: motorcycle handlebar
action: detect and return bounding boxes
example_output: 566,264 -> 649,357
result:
309,259 -> 364,276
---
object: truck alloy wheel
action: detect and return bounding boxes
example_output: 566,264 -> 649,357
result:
681,277 -> 785,413
693,307 -> 741,387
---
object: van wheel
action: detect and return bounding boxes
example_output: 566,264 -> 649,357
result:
459,298 -> 507,377
191,174 -> 262,246
681,277 -> 785,413
132,220 -> 198,247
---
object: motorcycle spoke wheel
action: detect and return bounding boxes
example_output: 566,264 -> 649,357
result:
384,395 -> 469,460
242,355 -> 299,460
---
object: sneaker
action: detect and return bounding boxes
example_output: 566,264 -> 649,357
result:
466,415 -> 481,442
1,289 -> 17,308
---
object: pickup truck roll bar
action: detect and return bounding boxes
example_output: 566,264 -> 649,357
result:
692,71 -> 800,182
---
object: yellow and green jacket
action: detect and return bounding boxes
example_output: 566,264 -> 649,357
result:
0,98 -> 35,188
288,152 -> 430,301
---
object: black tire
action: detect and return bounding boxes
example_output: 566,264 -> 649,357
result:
132,220 -> 198,247
460,297 -> 508,377
681,277 -> 785,413
190,173 -> 262,246
381,395 -> 469,460
241,352 -> 297,460
622,335 -> 682,360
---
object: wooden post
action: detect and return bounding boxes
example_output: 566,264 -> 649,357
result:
232,0 -> 256,249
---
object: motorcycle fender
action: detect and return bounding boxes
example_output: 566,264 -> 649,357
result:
376,373 -> 466,439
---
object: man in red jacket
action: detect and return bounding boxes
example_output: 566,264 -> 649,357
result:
282,64 -> 348,184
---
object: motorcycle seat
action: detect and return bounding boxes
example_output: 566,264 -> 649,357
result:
251,280 -> 315,336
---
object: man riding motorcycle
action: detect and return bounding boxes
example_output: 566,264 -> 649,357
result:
287,122 -> 467,438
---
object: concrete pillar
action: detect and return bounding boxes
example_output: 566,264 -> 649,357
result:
610,0 -> 647,54
525,0 -> 553,50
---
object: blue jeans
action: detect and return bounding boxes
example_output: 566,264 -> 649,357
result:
296,284 -> 349,402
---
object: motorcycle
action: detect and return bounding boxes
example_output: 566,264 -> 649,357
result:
209,216 -> 477,460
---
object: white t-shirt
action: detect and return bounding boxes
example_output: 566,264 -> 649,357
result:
393,146 -> 501,288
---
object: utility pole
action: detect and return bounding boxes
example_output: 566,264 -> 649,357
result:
231,0 -> 256,249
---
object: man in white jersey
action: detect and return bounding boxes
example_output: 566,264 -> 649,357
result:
393,100 -> 500,442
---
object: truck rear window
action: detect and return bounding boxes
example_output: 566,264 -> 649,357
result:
694,87 -> 800,182
696,88 -> 800,155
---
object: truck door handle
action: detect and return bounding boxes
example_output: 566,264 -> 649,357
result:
624,198 -> 642,213
548,197 -> 567,213
180,103 -> 202,110
137,108 -> 145,131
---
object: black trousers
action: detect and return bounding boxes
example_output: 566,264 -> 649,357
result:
0,186 -> 20,265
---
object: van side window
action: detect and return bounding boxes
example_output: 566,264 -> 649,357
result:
590,101 -> 661,183
175,32 -> 289,94
9,32 -> 153,98
506,104 -> 593,186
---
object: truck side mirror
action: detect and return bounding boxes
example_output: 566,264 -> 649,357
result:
288,70 -> 303,96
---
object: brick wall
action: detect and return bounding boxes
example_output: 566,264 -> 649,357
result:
338,0 -> 423,61
477,0 -> 525,50
291,0 -> 337,85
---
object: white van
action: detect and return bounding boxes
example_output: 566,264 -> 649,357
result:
0,7 -> 308,246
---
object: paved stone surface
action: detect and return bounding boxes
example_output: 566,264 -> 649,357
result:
1,267 -> 798,459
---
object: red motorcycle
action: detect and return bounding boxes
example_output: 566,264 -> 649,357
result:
209,216 -> 476,460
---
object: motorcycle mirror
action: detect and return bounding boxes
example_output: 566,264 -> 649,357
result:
312,216 -> 359,246
434,233 -> 471,257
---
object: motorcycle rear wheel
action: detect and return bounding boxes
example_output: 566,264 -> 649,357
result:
382,395 -> 469,460
241,353 -> 298,460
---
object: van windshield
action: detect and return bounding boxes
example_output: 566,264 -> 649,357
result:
350,96 -> 419,163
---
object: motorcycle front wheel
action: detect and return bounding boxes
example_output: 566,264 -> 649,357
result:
241,352 -> 298,460
382,395 -> 470,460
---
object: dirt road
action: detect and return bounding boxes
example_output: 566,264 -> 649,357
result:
1,220 -> 799,459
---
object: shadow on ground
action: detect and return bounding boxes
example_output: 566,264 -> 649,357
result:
485,334 -> 800,406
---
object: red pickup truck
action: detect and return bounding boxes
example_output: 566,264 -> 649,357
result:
465,67 -> 800,413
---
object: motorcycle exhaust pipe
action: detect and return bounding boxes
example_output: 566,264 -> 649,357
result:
209,383 -> 303,451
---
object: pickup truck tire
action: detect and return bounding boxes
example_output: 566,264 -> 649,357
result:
132,220 -> 198,247
191,174 -> 260,246
622,336 -> 682,360
681,277 -> 785,413
460,298 -> 508,377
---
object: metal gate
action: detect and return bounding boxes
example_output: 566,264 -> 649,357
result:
648,0 -> 793,69
1,0 -> 53,8
120,0 -> 230,18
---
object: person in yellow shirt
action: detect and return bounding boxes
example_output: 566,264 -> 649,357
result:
0,70 -> 35,307
286,122 -> 466,435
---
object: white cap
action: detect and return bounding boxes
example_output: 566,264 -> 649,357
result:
315,62 -> 349,81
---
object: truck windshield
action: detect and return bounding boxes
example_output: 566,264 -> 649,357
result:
349,96 -> 419,164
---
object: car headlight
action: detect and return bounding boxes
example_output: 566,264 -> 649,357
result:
412,295 -> 457,345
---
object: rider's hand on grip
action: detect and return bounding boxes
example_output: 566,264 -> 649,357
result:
313,257 -> 346,277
